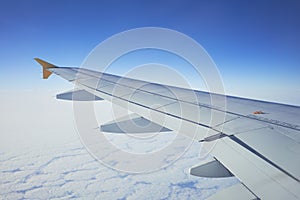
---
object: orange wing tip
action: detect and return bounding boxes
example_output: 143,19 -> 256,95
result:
34,58 -> 57,79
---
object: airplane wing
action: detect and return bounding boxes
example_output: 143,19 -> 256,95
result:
36,58 -> 300,199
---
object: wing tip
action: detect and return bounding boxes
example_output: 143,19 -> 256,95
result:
34,58 -> 57,79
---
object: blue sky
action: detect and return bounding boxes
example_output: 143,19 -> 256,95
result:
0,0 -> 300,105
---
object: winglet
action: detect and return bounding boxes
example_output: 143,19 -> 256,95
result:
34,58 -> 57,79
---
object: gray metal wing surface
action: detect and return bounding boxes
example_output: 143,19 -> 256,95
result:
36,59 -> 300,199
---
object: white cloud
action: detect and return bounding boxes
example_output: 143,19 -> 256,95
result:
0,91 -> 237,199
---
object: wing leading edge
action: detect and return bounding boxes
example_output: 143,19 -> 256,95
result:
36,58 -> 300,199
